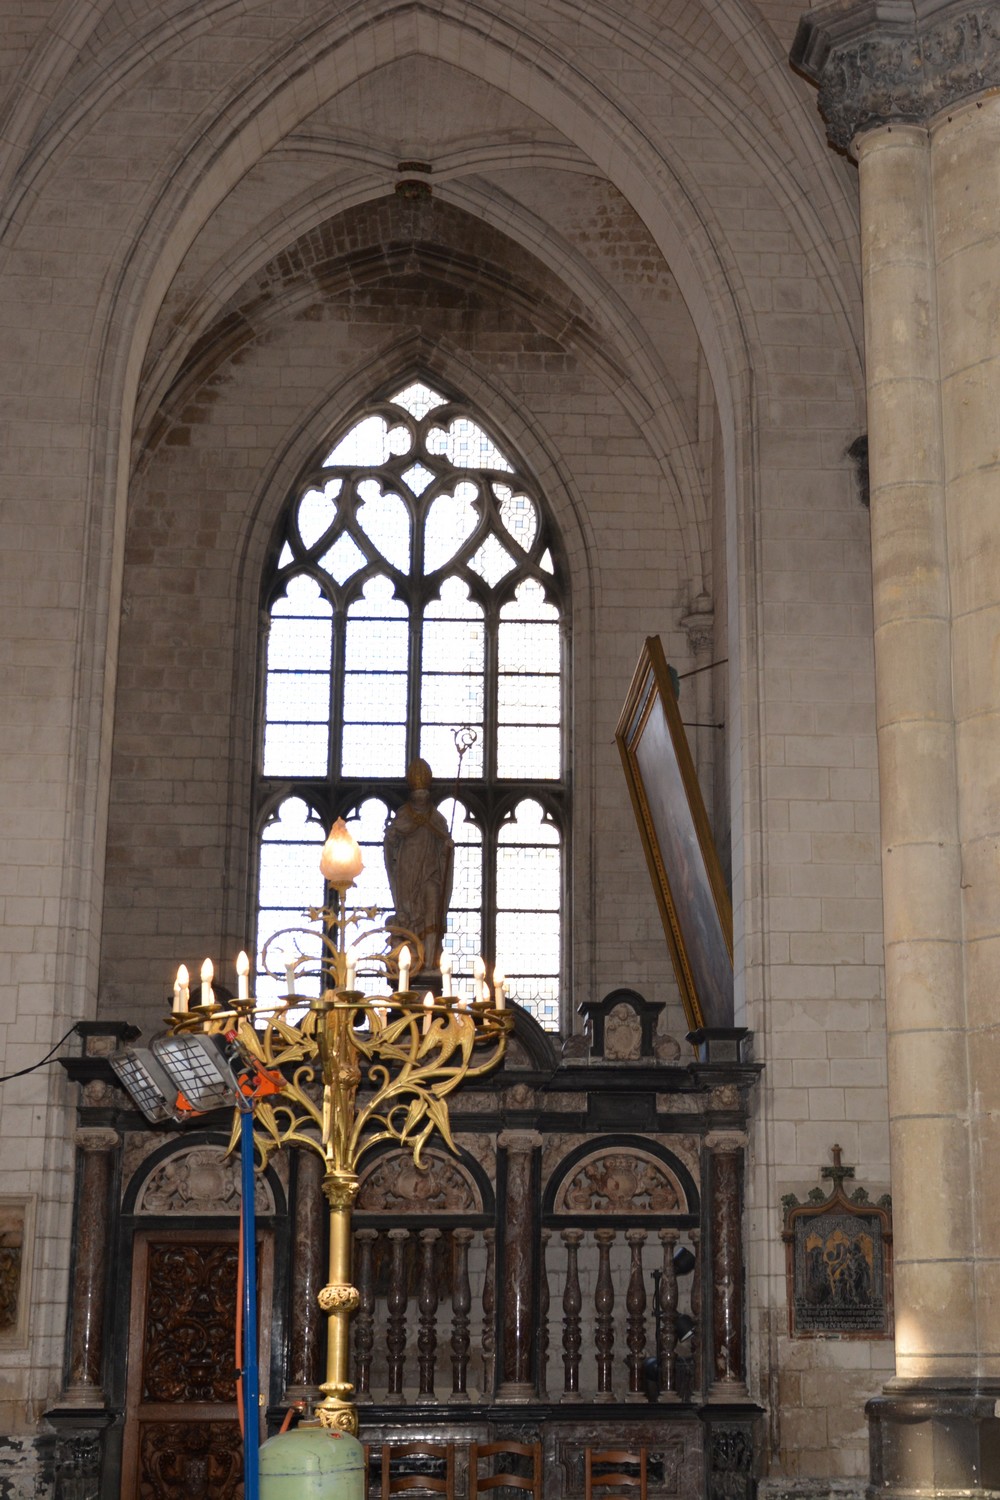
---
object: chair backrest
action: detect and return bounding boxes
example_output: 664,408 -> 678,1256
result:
381,1443 -> 456,1500
470,1440 -> 542,1500
584,1448 -> 648,1500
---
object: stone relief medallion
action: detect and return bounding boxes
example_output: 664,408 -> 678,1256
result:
554,1148 -> 685,1214
356,1149 -> 481,1213
604,1002 -> 643,1060
136,1145 -> 274,1215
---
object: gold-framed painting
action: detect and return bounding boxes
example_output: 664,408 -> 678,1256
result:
615,635 -> 733,1033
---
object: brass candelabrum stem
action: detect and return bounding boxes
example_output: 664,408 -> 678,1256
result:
171,893 -> 511,1436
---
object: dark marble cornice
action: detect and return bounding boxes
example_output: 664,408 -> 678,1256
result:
792,0 -> 1000,150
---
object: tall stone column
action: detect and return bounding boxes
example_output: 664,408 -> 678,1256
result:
496,1129 -> 542,1400
793,5 -> 1000,1494
706,1132 -> 748,1400
61,1128 -> 120,1406
284,1149 -> 325,1406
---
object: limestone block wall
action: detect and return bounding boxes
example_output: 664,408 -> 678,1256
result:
0,0 -> 888,1482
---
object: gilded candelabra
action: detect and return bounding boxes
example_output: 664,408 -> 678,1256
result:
168,820 -> 511,1435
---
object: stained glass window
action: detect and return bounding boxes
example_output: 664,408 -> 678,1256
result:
257,379 -> 567,1029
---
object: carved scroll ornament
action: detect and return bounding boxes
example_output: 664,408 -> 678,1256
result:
136,1146 -> 273,1216
357,1149 -> 481,1213
554,1149 -> 683,1214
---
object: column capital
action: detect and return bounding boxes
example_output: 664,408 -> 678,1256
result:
497,1129 -> 543,1151
73,1127 -> 119,1153
791,0 -> 1000,152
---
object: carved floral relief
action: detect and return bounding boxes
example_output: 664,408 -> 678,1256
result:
136,1146 -> 273,1216
357,1149 -> 481,1213
554,1150 -> 684,1214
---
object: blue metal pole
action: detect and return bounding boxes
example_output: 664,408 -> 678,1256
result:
241,1106 -> 261,1500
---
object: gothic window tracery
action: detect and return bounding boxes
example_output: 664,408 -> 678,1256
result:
256,380 -> 567,1029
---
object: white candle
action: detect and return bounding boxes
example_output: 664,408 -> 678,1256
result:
440,950 -> 453,997
398,944 -> 411,993
285,963 -> 296,996
172,968 -> 186,1014
200,957 -> 214,1007
346,957 -> 356,991
236,951 -> 250,1001
473,955 -> 486,1004
177,964 -> 190,1011
422,990 -> 434,1034
493,966 -> 506,1009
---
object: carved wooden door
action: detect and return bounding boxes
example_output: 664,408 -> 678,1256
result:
121,1229 -> 271,1500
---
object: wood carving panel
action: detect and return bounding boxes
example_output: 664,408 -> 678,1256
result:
141,1242 -> 238,1403
138,1420 -> 242,1500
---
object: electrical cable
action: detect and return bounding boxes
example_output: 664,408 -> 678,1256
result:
0,1024 -> 81,1084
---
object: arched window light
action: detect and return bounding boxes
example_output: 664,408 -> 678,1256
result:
256,379 -> 567,1030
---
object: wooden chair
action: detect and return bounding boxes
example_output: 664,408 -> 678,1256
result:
470,1440 -> 542,1500
584,1448 -> 648,1500
381,1442 -> 456,1500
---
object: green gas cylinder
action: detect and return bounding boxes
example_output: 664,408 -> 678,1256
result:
259,1422 -> 366,1500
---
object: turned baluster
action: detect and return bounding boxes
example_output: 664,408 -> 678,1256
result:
689,1227 -> 703,1396
594,1228 -> 616,1402
354,1228 -> 377,1403
450,1228 -> 474,1401
560,1228 -> 584,1402
625,1229 -> 648,1400
482,1228 -> 497,1399
658,1228 -> 680,1400
385,1227 -> 410,1404
538,1228 -> 551,1398
416,1228 -> 441,1403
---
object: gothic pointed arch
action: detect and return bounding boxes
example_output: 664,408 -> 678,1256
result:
255,373 -> 568,1029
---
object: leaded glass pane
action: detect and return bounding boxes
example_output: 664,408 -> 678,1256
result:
265,671 -> 330,724
508,977 -> 559,1030
496,844 -> 560,908
495,911 -> 560,971
422,617 -> 484,674
468,532 -> 515,586
424,485 -> 479,573
401,463 -> 435,497
495,486 -> 538,551
324,415 -> 393,467
539,549 -> 554,574
261,798 -> 325,841
343,671 -> 407,722
296,483 -> 339,549
267,616 -> 333,672
318,532 -> 367,584
258,840 -> 326,909
498,800 -> 560,844
348,575 -> 408,620
355,483 -> 410,571
498,619 -> 559,673
278,541 -> 293,568
272,573 -> 334,616
420,673 -> 484,723
341,723 -> 405,776
345,799 -> 392,911
501,577 -> 558,621
426,417 -> 514,472
263,724 -> 328,776
498,674 -> 560,724
419,724 -> 484,780
497,725 -> 560,778
391,382 -> 447,419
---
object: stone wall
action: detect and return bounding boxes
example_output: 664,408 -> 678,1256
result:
0,0 -> 887,1483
